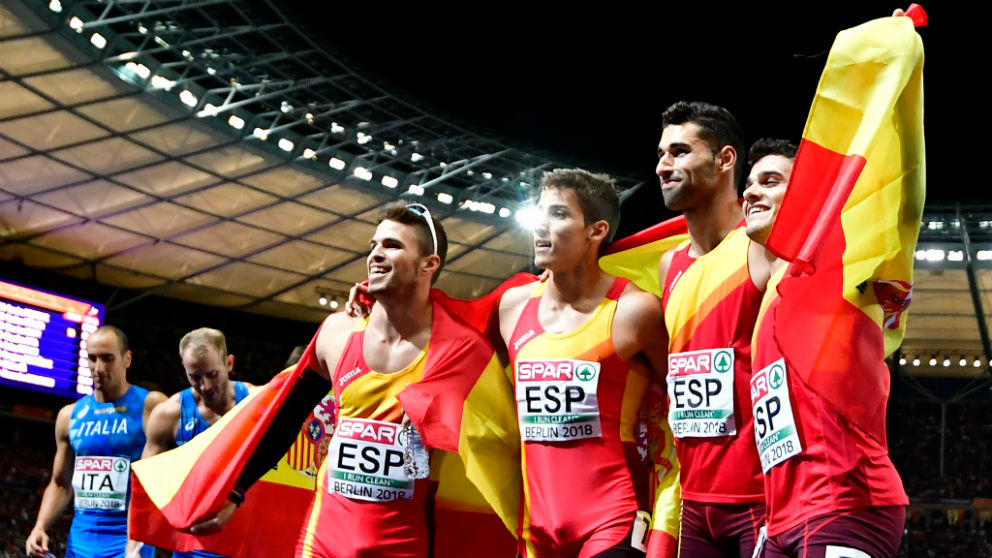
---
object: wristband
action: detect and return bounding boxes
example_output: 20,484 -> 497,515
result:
228,485 -> 246,507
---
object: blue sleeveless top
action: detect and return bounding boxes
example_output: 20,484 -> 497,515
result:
66,384 -> 156,558
172,381 -> 248,558
175,381 -> 249,446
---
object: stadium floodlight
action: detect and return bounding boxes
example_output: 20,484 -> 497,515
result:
90,33 -> 107,49
960,357 -> 968,367
898,357 -> 907,366
353,167 -> 373,181
329,157 -> 346,170
407,184 -> 424,195
516,205 -> 540,229
227,114 -> 245,130
977,250 -> 992,261
48,0 -> 62,12
482,172 -> 493,180
912,357 -> 921,367
330,122 -> 345,135
329,299 -> 339,310
437,192 -> 453,205
252,127 -> 269,141
410,152 -> 424,163
942,358 -> 951,367
975,359 -> 983,368
924,249 -> 945,262
499,207 -> 511,218
318,295 -> 327,306
124,62 -> 151,79
302,148 -> 317,160
356,132 -> 372,145
68,16 -> 83,31
948,251 -> 964,262
178,90 -> 198,107
380,175 -> 398,189
278,138 -> 294,152
928,357 -> 937,366
149,75 -> 175,90
914,250 -> 926,261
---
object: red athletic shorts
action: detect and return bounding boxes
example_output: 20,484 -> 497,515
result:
678,500 -> 765,558
761,506 -> 905,558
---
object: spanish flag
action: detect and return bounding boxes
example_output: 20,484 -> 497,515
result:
600,217 -> 687,558
129,301 -> 522,557
765,8 -> 926,440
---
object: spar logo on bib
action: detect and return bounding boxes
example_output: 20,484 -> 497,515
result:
518,360 -> 598,382
670,348 -> 733,376
113,459 -> 127,473
768,362 -> 785,389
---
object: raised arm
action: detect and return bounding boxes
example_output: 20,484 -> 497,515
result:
27,404 -> 75,558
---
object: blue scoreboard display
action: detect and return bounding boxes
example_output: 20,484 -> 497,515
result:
0,278 -> 104,399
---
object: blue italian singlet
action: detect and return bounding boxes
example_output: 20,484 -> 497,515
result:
172,381 -> 249,558
175,381 -> 249,446
67,385 -> 155,558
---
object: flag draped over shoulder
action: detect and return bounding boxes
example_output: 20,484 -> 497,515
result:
130,346 -> 323,558
599,215 -> 689,297
598,218 -> 688,558
765,12 -> 926,439
130,303 -> 523,557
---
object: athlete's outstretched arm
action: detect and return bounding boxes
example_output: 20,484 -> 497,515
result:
26,404 -> 75,558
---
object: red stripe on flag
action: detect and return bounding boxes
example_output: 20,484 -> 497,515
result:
765,139 -> 865,267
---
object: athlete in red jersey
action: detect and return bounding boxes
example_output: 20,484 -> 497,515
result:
743,138 -> 908,558
191,202 -> 519,557
655,101 -> 766,557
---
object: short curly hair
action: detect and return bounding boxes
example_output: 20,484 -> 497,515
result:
539,168 -> 621,248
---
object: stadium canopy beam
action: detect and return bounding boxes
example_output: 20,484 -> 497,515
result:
957,206 -> 992,362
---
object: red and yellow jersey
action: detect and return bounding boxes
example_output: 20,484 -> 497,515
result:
751,268 -> 908,536
508,277 -> 651,555
298,318 -> 433,558
662,226 -> 764,504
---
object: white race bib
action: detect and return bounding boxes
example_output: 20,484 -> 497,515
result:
516,359 -> 602,442
72,455 -> 130,511
327,418 -> 415,502
667,348 -> 736,438
750,359 -> 802,472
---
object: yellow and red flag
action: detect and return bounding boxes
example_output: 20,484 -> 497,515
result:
130,301 -> 522,557
598,216 -> 687,558
765,9 -> 926,439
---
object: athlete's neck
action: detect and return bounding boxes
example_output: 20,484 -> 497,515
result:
683,189 -> 743,257
544,259 -> 612,310
370,294 -> 434,345
94,382 -> 130,403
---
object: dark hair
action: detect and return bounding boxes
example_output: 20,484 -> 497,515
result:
748,137 -> 798,165
661,101 -> 746,184
376,201 -> 448,284
93,325 -> 129,354
539,168 -> 621,248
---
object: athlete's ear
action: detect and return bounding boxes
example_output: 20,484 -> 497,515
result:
421,253 -> 441,278
716,145 -> 736,174
587,219 -> 610,245
225,353 -> 235,372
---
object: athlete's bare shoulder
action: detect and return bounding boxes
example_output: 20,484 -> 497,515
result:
498,281 -> 539,345
314,310 -> 361,379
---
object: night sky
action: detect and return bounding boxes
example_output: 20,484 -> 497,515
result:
284,2 -> 981,236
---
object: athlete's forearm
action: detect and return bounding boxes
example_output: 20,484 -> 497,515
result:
33,481 -> 72,532
236,366 -> 332,492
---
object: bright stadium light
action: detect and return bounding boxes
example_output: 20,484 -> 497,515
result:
516,205 -> 540,229
977,250 -> 992,261
48,0 -> 62,12
302,148 -> 317,160
948,251 -> 964,262
353,167 -> 373,181
898,357 -> 907,366
380,175 -> 398,189
407,184 -> 424,195
912,357 -> 920,367
942,358 -> 951,367
178,89 -> 198,107
228,114 -> 245,129
68,16 -> 83,31
975,359 -> 983,368
960,357 -> 968,367
252,127 -> 269,141
925,249 -> 945,262
410,152 -> 424,163
150,75 -> 175,90
914,250 -> 926,261
278,138 -> 294,152
499,207 -> 511,218
329,157 -> 346,170
437,192 -> 453,204
929,357 -> 937,366
90,32 -> 107,49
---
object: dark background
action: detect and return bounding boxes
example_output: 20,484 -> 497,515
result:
283,1 -> 981,236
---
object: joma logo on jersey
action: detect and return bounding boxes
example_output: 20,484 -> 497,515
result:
670,349 -> 732,376
518,360 -> 597,382
336,419 -> 397,444
76,457 -> 113,471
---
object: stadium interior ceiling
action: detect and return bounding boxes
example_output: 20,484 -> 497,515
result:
0,0 -> 989,391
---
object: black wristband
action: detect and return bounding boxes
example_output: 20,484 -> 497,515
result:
228,485 -> 246,507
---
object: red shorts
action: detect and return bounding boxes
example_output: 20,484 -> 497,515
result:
678,500 -> 765,558
761,506 -> 906,558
